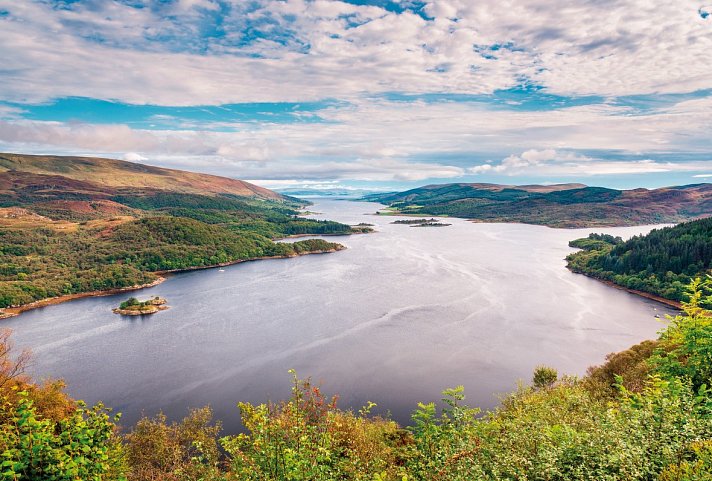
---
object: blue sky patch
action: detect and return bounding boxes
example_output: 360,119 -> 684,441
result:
2,97 -> 340,130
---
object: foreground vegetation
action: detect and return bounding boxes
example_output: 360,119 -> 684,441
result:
3,280 -> 712,480
567,218 -> 712,303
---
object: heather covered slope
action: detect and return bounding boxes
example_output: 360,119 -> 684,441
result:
0,152 -> 282,200
366,182 -> 712,227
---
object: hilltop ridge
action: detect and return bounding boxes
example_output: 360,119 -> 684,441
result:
365,182 -> 712,228
0,152 -> 283,200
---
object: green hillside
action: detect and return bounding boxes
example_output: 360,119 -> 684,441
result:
567,218 -> 712,302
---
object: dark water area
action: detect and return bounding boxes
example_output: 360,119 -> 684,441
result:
4,200 -> 676,432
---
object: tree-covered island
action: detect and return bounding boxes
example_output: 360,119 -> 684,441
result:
391,218 -> 451,227
391,218 -> 440,224
113,296 -> 168,316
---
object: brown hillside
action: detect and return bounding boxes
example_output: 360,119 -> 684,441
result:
0,153 -> 283,200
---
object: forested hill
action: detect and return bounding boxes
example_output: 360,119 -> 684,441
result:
364,182 -> 712,227
0,153 -> 359,311
566,217 -> 712,302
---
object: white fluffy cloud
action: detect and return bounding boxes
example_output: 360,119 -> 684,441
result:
0,0 -> 710,105
1,1 -> 711,184
123,152 -> 148,162
1,92 -> 711,182
470,149 -> 711,177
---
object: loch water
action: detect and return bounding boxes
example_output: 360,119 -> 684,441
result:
4,200 -> 676,431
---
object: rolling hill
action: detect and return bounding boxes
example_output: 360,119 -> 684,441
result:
0,153 -> 358,313
0,153 -> 281,199
365,182 -> 712,228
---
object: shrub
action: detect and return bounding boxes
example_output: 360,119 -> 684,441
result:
532,365 -> 558,389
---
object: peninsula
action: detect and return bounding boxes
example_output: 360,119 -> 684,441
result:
566,218 -> 712,305
0,153 -> 351,312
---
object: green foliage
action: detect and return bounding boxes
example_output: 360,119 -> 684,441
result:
118,298 -> 140,310
123,408 -> 223,481
532,365 -> 558,389
568,233 -> 623,252
405,386 -> 484,480
0,169 -> 354,309
0,392 -> 124,481
650,278 -> 712,390
0,217 -> 342,308
6,283 -> 712,480
567,218 -> 712,302
659,440 -> 712,480
221,370 -> 403,481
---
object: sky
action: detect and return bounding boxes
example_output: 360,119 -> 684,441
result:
0,1 -> 711,191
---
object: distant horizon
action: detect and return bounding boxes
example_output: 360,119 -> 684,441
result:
3,149 -> 711,193
1,1 -> 710,191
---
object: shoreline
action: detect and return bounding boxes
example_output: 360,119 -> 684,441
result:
277,230 -> 373,240
0,247 -> 345,320
570,270 -> 682,310
0,277 -> 166,320
155,246 -> 344,275
372,204 -> 674,230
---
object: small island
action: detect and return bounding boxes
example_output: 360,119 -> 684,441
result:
391,218 -> 451,227
391,218 -> 439,225
113,296 -> 169,316
350,223 -> 375,233
411,222 -> 451,227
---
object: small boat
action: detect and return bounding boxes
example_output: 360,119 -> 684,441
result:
654,314 -> 660,319
218,268 -> 225,272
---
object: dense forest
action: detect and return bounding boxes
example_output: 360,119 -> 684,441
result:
3,280 -> 712,480
366,183 -> 712,228
567,218 -> 712,302
0,154 -> 361,310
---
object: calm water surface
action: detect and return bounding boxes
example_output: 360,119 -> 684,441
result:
4,200 -> 676,431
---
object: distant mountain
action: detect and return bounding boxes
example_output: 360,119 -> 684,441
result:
277,187 -> 382,198
364,182 -> 712,228
0,153 -> 283,200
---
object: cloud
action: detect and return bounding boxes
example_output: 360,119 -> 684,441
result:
470,149 -> 711,177
0,88 -> 711,184
0,0 -> 711,106
123,152 -> 148,162
469,150 -> 590,174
